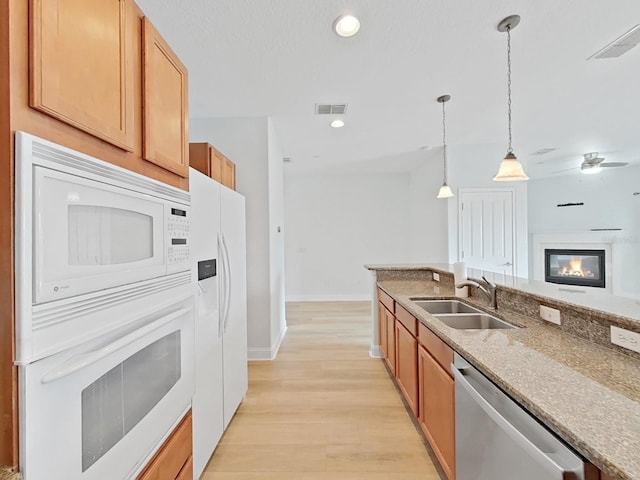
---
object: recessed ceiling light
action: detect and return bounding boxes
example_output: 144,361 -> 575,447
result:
330,119 -> 345,128
334,15 -> 360,37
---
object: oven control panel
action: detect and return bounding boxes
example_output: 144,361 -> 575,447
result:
167,206 -> 190,268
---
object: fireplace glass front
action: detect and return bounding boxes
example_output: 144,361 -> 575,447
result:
544,249 -> 605,288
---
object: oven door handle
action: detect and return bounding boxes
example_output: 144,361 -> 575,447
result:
452,365 -> 576,478
41,306 -> 191,384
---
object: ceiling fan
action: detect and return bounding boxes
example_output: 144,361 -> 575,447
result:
553,152 -> 629,175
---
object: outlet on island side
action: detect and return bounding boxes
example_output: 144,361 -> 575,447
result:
611,326 -> 640,354
539,305 -> 561,325
433,272 -> 440,282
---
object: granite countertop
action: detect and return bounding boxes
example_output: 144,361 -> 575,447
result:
0,467 -> 19,480
377,279 -> 640,480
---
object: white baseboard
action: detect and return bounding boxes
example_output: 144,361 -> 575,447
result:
248,325 -> 288,361
285,294 -> 370,302
369,345 -> 384,358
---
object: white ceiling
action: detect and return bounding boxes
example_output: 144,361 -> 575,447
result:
136,0 -> 640,177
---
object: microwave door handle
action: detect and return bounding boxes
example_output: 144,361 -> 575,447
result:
41,306 -> 191,384
451,366 -> 571,477
221,234 -> 232,332
217,233 -> 225,338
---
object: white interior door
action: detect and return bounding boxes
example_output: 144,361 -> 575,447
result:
220,186 -> 248,429
459,189 -> 516,276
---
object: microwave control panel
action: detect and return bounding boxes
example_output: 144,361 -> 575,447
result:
167,206 -> 190,268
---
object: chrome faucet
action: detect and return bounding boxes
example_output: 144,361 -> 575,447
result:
456,276 -> 498,310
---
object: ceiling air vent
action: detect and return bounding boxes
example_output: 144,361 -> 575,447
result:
315,104 -> 347,115
282,157 -> 292,163
588,25 -> 640,59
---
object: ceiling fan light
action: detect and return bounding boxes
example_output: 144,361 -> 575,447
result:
436,183 -> 454,199
493,152 -> 529,181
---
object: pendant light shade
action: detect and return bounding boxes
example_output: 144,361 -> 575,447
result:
493,15 -> 529,182
436,94 -> 454,198
437,184 -> 454,198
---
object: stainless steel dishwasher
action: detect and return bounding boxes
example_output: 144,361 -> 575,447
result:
452,353 -> 599,480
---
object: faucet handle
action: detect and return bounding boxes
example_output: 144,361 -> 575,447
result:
481,275 -> 496,290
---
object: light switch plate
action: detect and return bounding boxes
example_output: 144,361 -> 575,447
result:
611,326 -> 640,354
539,305 -> 561,325
433,272 -> 440,282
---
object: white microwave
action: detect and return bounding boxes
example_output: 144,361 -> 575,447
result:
15,132 -> 192,363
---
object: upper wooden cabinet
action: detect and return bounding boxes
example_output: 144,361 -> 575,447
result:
29,0 -> 135,151
142,17 -> 189,177
189,142 -> 236,190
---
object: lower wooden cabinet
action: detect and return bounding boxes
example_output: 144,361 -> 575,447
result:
418,342 -> 455,480
137,410 -> 193,480
385,308 -> 396,375
378,301 -> 388,358
395,321 -> 418,415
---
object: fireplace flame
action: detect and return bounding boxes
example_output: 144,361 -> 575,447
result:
559,257 -> 590,277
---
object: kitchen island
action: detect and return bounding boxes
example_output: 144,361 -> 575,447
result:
367,265 -> 640,480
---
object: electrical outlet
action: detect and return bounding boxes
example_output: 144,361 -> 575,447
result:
433,272 -> 440,282
611,326 -> 640,354
539,305 -> 561,325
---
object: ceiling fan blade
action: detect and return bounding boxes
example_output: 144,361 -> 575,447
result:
600,162 -> 629,168
552,167 -> 579,174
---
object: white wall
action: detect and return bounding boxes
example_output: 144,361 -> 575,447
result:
284,172 -> 412,300
190,117 -> 286,359
267,119 -> 287,350
528,165 -> 640,298
407,155 -> 450,262
447,143 -> 529,277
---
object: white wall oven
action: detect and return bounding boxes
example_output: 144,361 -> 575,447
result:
14,132 -> 195,480
15,132 -> 191,363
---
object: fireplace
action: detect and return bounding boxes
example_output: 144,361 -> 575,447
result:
545,249 -> 606,288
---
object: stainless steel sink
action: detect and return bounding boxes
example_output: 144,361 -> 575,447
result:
412,300 -> 481,315
434,313 -> 516,330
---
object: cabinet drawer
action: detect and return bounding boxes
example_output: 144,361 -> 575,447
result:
137,411 -> 192,480
418,324 -> 453,376
395,304 -> 417,336
175,456 -> 193,480
378,288 -> 394,313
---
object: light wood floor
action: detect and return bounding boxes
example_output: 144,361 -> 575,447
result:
202,301 -> 441,480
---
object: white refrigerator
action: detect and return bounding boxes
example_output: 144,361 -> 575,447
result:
190,168 -> 248,479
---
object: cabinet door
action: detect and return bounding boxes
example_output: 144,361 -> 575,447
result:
30,0 -> 135,151
378,302 -> 387,358
419,346 -> 455,480
385,310 -> 396,375
189,143 -> 211,176
395,322 -> 418,416
211,147 -> 224,184
142,17 -> 189,177
222,157 -> 236,190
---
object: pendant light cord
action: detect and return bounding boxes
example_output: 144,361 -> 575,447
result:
442,100 -> 448,182
506,25 -> 513,154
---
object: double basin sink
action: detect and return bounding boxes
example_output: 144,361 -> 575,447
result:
411,300 -> 516,330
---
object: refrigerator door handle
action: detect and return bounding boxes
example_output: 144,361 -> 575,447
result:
221,233 -> 232,332
217,233 -> 226,338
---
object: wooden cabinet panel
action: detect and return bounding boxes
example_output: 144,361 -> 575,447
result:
142,17 -> 188,177
222,155 -> 236,190
189,142 -> 210,176
175,456 -> 193,480
418,323 -> 453,373
211,147 -> 224,184
385,310 -> 396,375
601,475 -> 613,480
419,345 -> 455,480
137,411 -> 192,480
29,0 -> 135,151
377,288 -> 394,313
395,321 -> 418,416
378,302 -> 387,357
395,303 -> 417,336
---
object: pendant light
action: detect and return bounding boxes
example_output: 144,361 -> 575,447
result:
436,94 -> 454,199
493,15 -> 529,182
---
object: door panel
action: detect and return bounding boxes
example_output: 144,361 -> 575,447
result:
220,187 -> 248,428
459,189 -> 515,276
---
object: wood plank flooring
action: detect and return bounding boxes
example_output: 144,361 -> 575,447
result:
202,301 -> 441,480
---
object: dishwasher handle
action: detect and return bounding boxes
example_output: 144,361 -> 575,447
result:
452,365 -> 579,479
